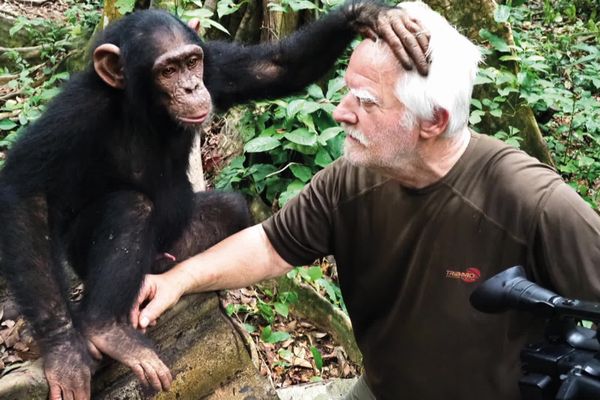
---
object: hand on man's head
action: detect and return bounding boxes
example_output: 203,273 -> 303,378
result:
376,7 -> 430,76
349,2 -> 430,76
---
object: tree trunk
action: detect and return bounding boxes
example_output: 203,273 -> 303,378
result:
423,0 -> 554,166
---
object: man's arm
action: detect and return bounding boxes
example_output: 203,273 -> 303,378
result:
131,224 -> 292,329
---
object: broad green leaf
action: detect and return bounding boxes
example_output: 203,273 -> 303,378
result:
307,266 -> 322,281
287,99 -> 305,118
494,5 -> 510,23
274,302 -> 289,318
217,0 -> 242,18
315,148 -> 333,167
264,330 -> 291,344
261,325 -> 272,341
311,346 -> 323,370
267,3 -> 287,12
290,164 -> 313,183
470,99 -> 482,110
489,109 -> 502,118
318,126 -> 343,145
479,29 -> 510,53
279,180 -> 305,206
250,163 -> 278,181
317,278 -> 337,302
0,120 -> 17,131
244,323 -> 256,333
469,110 -> 484,125
115,0 -> 135,15
326,77 -> 345,99
244,137 -> 281,152
301,101 -> 321,115
184,8 -> 214,18
307,84 -> 324,99
204,19 -> 230,35
297,113 -> 316,133
40,87 -> 61,101
289,0 -> 318,11
284,128 -> 317,146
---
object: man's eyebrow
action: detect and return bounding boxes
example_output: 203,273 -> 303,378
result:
350,88 -> 380,104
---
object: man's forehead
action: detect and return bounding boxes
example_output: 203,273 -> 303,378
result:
348,40 -> 401,76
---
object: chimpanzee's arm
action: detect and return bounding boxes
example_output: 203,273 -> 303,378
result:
203,1 -> 387,111
0,192 -> 93,397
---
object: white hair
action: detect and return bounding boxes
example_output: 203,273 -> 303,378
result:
394,1 -> 482,136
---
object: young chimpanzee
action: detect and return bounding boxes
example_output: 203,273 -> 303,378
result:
0,2 -> 427,400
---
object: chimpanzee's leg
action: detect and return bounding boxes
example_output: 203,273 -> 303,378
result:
153,191 -> 251,273
65,191 -> 171,391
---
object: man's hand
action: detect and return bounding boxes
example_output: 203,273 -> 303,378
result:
130,274 -> 183,331
348,1 -> 430,75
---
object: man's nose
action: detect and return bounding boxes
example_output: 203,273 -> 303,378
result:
333,95 -> 358,125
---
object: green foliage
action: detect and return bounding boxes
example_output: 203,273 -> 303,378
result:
287,264 -> 347,314
215,73 -> 349,207
115,0 -> 136,15
0,0 -> 101,161
174,0 -> 230,35
472,1 -> 600,207
225,286 -> 299,333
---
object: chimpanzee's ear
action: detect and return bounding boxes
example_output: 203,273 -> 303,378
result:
187,18 -> 201,34
93,44 -> 125,89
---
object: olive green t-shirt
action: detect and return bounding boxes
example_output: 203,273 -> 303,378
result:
262,132 -> 600,400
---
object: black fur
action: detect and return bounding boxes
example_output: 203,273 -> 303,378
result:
0,1 -> 377,383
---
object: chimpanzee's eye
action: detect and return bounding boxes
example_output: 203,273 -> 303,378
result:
187,57 -> 198,69
162,66 -> 176,78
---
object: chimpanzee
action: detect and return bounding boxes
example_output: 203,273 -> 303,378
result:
0,2 -> 428,400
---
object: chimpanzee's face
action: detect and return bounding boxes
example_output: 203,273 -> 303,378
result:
152,43 -> 212,126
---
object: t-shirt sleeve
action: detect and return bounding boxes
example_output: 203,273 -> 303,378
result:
531,182 -> 600,300
262,165 -> 338,266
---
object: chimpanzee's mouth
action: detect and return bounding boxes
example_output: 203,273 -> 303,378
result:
178,112 -> 208,125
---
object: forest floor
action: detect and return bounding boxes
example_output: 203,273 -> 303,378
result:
0,1 -> 359,390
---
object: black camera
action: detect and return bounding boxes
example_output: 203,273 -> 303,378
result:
470,266 -> 600,400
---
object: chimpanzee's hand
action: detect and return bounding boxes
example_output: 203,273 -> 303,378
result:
85,322 -> 172,392
44,335 -> 93,400
346,1 -> 430,76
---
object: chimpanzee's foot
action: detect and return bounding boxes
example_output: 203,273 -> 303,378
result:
84,322 -> 172,391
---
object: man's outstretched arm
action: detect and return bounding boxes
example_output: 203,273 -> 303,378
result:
130,224 -> 292,329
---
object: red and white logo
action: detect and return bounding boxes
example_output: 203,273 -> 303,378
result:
445,267 -> 481,283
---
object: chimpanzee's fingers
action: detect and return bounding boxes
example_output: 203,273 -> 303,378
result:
141,361 -> 163,391
86,340 -> 103,361
131,364 -> 150,388
391,14 -> 429,75
72,379 -> 91,400
49,384 -> 62,400
402,17 -> 430,75
378,16 -> 414,71
157,363 -> 173,391
358,26 -> 377,41
407,18 -> 430,55
62,388 -> 74,400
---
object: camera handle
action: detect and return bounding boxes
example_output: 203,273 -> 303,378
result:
557,368 -> 600,400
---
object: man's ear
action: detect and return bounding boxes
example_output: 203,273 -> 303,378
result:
420,107 -> 449,139
93,44 -> 125,89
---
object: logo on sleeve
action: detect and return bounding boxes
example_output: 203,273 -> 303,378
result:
445,267 -> 481,283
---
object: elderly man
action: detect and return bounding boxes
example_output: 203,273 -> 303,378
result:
131,2 -> 600,399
